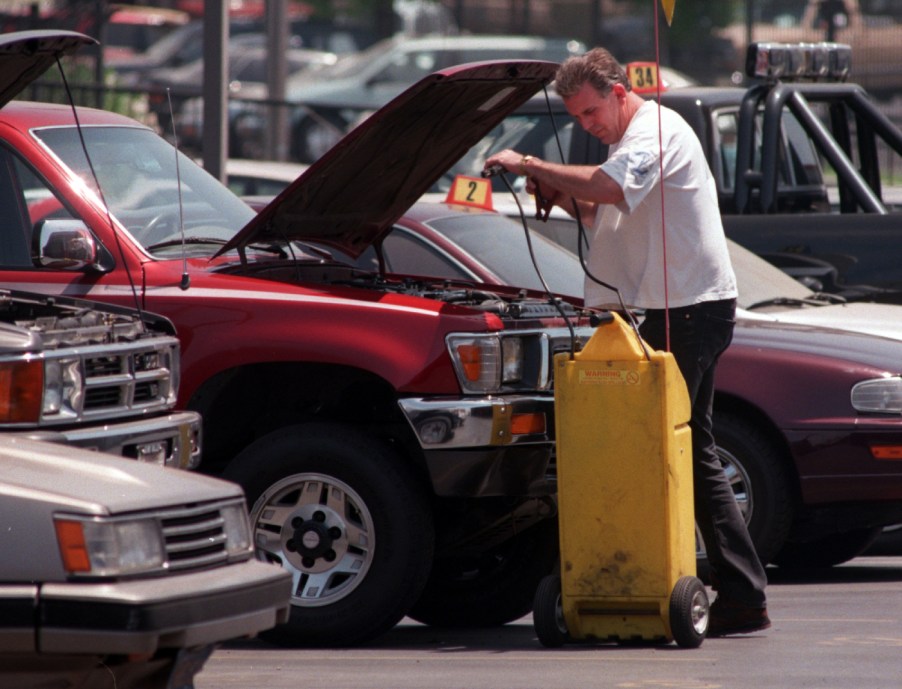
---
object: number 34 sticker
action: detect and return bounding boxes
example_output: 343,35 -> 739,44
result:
627,61 -> 662,94
445,175 -> 494,211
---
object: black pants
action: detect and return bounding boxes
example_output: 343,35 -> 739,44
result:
639,298 -> 767,607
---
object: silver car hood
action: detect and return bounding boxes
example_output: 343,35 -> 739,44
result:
0,436 -> 242,516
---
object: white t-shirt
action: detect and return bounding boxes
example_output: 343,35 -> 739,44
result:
584,100 -> 737,310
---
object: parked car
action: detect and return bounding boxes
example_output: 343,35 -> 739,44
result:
229,33 -> 586,161
0,434 -> 290,689
101,3 -> 191,62
716,0 -> 902,98
145,39 -> 336,140
220,158 -> 308,197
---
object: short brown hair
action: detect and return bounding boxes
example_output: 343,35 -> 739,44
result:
554,47 -> 631,99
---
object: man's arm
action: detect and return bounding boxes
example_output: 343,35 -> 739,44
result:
484,149 -> 623,227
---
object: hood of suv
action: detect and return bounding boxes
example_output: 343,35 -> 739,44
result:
0,30 -> 97,109
219,60 -> 559,258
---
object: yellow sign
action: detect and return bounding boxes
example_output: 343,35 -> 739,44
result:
445,175 -> 493,210
661,0 -> 675,26
627,62 -> 662,94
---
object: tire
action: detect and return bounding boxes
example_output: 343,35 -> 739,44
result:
533,574 -> 569,648
668,576 -> 709,648
223,422 -> 435,647
773,526 -> 883,569
407,518 -> 558,627
708,414 -> 795,566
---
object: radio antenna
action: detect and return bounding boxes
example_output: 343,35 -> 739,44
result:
166,88 -> 191,291
57,57 -> 146,326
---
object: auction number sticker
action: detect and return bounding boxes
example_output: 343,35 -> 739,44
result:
445,175 -> 493,210
627,62 -> 660,94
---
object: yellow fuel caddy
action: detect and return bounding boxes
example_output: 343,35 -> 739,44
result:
533,312 -> 708,648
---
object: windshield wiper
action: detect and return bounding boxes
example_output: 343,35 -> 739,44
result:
147,236 -> 287,257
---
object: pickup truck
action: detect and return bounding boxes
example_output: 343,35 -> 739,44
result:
2,31 -> 592,646
442,42 -> 902,303
0,434 -> 290,689
0,287 -> 200,468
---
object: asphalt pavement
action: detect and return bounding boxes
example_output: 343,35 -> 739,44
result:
197,555 -> 902,689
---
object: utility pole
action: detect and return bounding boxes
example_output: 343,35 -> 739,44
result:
202,3 -> 228,182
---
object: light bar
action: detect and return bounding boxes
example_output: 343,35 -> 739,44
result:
746,42 -> 852,82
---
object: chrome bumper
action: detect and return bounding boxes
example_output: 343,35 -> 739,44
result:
15,411 -> 203,470
398,394 -> 554,449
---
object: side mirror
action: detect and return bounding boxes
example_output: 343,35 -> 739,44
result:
33,219 -> 99,270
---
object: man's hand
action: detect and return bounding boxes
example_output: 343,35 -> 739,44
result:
484,149 -> 525,176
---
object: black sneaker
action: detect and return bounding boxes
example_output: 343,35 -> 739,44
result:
707,597 -> 771,637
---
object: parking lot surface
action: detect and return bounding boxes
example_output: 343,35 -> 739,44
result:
197,556 -> 902,689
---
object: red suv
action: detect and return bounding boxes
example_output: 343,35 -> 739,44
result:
0,31 -> 587,646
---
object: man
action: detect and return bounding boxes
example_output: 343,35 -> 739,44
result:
484,47 -> 770,637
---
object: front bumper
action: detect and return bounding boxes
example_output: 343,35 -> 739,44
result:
33,559 -> 291,655
14,411 -> 203,469
399,395 -> 556,497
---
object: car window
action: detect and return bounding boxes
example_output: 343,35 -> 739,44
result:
382,230 -> 473,280
33,126 -> 255,252
422,213 -> 584,297
0,146 -> 77,267
376,50 -> 439,83
714,112 -> 738,190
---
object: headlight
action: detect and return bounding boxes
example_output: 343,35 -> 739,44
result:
447,334 -> 526,393
851,376 -> 902,413
220,503 -> 253,556
54,516 -> 165,577
43,356 -> 82,417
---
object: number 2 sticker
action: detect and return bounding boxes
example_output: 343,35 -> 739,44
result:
444,175 -> 494,210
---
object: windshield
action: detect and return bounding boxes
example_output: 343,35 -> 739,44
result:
34,125 -> 255,254
727,240 -> 814,309
416,213 -> 583,297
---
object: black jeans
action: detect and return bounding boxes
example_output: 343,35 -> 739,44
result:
639,298 -> 767,607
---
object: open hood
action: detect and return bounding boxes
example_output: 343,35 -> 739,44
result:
219,60 -> 559,258
0,31 -> 97,109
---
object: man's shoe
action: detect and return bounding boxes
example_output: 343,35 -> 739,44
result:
707,597 -> 771,637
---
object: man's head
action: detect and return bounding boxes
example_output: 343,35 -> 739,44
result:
555,47 -> 638,145
555,47 -> 630,99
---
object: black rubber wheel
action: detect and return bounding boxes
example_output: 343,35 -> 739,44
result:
533,574 -> 570,648
708,414 -> 796,566
669,576 -> 709,648
773,526 -> 883,568
407,518 -> 558,627
223,422 -> 435,647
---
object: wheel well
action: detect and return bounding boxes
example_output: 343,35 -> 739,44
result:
188,362 -> 421,475
714,392 -> 802,503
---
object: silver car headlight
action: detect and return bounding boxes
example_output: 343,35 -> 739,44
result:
220,502 -> 253,556
43,356 -> 83,417
447,334 -> 525,393
54,516 -> 165,577
851,376 -> 902,413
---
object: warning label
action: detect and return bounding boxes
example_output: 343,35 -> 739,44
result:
579,369 -> 640,385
